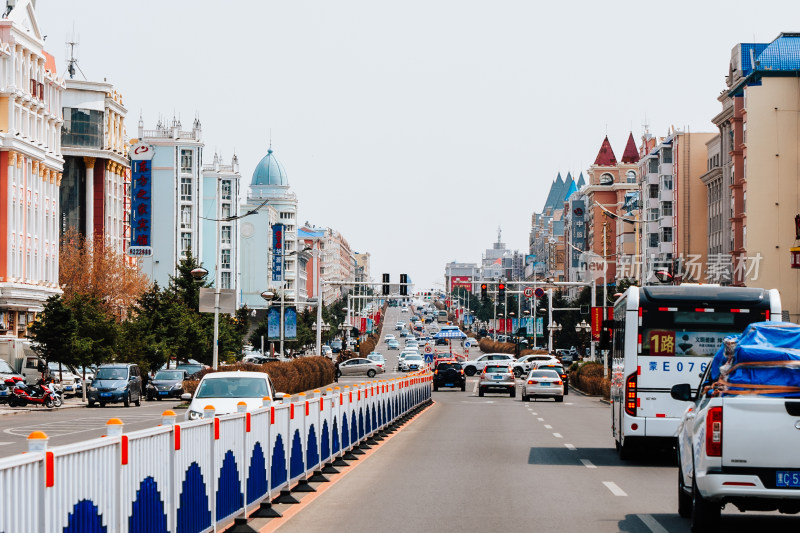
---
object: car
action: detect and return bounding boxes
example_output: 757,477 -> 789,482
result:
396,350 -> 419,370
433,360 -> 466,391
400,354 -> 425,372
534,363 -> 569,394
241,355 -> 281,364
511,354 -> 559,377
321,346 -> 333,358
146,369 -> 188,400
462,354 -> 516,376
395,321 -> 405,330
336,358 -> 384,378
384,334 -> 396,342
401,307 -> 408,313
88,363 -> 143,407
405,339 -> 419,348
330,339 -> 343,353
176,363 -> 204,379
387,339 -> 400,350
183,371 -> 276,420
400,329 -> 411,338
47,362 -> 82,397
366,352 -> 386,370
522,369 -> 564,402
478,364 -> 515,397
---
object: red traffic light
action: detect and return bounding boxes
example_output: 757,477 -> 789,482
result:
480,283 -> 487,290
498,283 -> 505,290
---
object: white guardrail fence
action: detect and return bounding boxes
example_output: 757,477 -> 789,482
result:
0,372 -> 432,533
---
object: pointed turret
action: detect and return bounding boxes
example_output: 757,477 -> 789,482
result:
593,136 -> 617,166
621,132 -> 639,164
576,173 -> 586,189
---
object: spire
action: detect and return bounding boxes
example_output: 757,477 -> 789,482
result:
621,132 -> 639,164
576,172 -> 586,189
593,136 -> 617,166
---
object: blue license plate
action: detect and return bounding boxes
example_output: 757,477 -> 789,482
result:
540,383 -> 550,386
492,375 -> 503,380
777,471 -> 800,487
445,383 -> 454,387
159,391 -> 168,395
0,390 -> 7,396
100,392 -> 112,398
65,386 -> 74,391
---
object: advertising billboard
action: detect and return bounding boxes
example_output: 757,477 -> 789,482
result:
129,142 -> 155,256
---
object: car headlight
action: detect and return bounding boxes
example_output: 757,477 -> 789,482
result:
88,386 -> 97,392
117,386 -> 128,391
171,383 -> 182,390
187,410 -> 202,420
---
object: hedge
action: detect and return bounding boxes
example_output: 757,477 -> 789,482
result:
182,356 -> 336,396
569,361 -> 610,399
477,338 -> 548,357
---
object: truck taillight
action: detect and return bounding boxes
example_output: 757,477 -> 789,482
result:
706,406 -> 723,457
624,372 -> 637,416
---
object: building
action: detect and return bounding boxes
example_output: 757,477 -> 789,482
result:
582,134 -> 640,284
0,0 -> 65,352
444,261 -> 480,294
529,172 -> 583,281
354,252 -> 370,284
131,116 -> 204,287
482,228 -> 522,282
638,129 -> 714,282
239,147 -> 296,309
713,33 -> 800,319
60,79 -> 130,254
300,226 -> 325,302
200,153 -> 240,298
319,227 -> 355,305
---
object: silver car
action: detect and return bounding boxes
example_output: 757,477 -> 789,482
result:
400,354 -> 425,372
336,358 -> 384,378
478,364 -> 516,397
522,369 -> 564,402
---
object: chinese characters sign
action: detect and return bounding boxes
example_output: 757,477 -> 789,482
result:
450,276 -> 472,291
272,224 -> 284,282
129,142 -> 155,256
645,330 -> 729,356
571,200 -> 585,268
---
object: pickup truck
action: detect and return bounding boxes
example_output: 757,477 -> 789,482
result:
672,322 -> 800,531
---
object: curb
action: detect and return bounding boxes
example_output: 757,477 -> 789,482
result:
0,400 -> 87,417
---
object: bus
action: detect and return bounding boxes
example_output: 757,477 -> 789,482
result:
610,285 -> 781,458
437,310 -> 448,323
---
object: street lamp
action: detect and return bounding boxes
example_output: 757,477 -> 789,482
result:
190,266 -> 223,370
312,321 -> 331,356
547,321 -> 562,353
575,320 -> 591,361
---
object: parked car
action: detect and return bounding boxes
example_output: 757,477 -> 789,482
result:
47,362 -> 82,397
462,354 -> 516,376
88,363 -> 143,407
433,360 -> 465,391
183,371 -> 277,420
336,358 -> 384,378
522,369 -> 564,402
478,364 -> 516,397
146,369 -> 188,400
330,339 -> 343,353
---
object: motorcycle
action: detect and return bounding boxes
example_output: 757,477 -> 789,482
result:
7,377 -> 57,408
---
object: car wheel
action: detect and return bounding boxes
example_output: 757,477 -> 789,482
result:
433,384 -> 438,392
156,396 -> 162,401
478,387 -> 485,397
691,474 -> 721,532
513,368 -> 523,378
99,402 -> 106,408
464,366 -> 476,377
88,401 -> 95,408
134,394 -> 141,407
510,388 -> 516,398
460,383 -> 466,392
335,370 -> 342,379
123,393 -> 130,408
555,396 -> 563,402
367,370 -> 376,378
678,464 -> 692,518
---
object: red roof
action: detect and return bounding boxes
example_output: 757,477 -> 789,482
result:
593,136 -> 617,166
621,132 -> 639,164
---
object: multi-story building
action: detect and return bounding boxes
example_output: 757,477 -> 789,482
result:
0,0 -> 65,353
582,134 -> 639,284
528,172 -> 582,281
239,147 -> 296,309
299,226 -> 325,302
444,261 -> 480,294
60,79 -> 129,254
131,116 -> 204,287
638,129 -> 714,282
482,228 -> 523,282
318,227 -> 355,305
714,33 -> 800,319
201,153 -> 240,297
354,252 -> 370,284
700,134 -> 728,262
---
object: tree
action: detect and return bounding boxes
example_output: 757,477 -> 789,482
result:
29,296 -> 77,363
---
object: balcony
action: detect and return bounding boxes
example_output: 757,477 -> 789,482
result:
647,221 -> 660,234
647,173 -> 660,185
659,189 -> 673,202
659,163 -> 673,176
658,216 -> 673,228
647,198 -> 659,209
659,241 -> 674,255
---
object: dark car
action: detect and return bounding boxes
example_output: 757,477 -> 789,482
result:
145,369 -> 187,401
330,339 -> 343,354
433,361 -> 466,392
176,363 -> 204,379
537,364 -> 569,395
88,363 -> 143,407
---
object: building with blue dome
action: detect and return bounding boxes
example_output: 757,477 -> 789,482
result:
239,147 -> 306,309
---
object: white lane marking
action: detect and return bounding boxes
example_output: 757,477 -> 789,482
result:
472,381 -> 478,394
537,417 -> 544,421
531,412 -> 538,415
544,424 -> 552,429
636,514 -> 669,533
564,443 -> 576,450
565,402 -> 575,405
0,442 -> 11,446
579,459 -> 596,469
603,481 -> 627,496
552,432 -> 563,438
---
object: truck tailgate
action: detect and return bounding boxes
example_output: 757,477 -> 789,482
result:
722,398 -> 800,468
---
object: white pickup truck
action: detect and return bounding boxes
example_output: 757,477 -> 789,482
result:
672,323 -> 800,531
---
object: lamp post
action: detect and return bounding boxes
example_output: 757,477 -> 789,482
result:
260,290 -> 274,355
575,319 -> 591,361
312,321 -> 331,357
190,266 -> 221,369
547,321 -> 562,353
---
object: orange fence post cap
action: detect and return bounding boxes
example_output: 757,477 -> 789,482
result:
27,431 -> 48,440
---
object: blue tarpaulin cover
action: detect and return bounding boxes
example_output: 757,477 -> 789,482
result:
709,322 -> 800,396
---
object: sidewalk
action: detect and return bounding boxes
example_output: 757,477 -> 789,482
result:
0,397 -> 87,417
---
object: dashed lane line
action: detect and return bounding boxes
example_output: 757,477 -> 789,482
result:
552,432 -> 563,438
537,417 -> 544,421
602,481 -> 627,497
636,514 -> 669,533
564,443 -> 576,450
544,424 -> 552,429
579,459 -> 597,469
531,412 -> 538,415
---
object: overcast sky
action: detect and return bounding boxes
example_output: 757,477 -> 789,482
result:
38,0 -> 800,291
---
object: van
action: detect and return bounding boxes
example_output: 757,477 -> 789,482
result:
88,363 -> 143,407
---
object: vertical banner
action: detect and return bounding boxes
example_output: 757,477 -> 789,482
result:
272,224 -> 284,282
267,308 -> 280,340
360,317 -> 367,334
512,319 -> 518,332
129,142 -> 155,257
571,200 -> 585,268
536,317 -> 543,336
526,317 -> 534,336
284,307 -> 297,340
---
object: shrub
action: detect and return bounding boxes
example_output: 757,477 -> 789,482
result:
568,361 -> 610,399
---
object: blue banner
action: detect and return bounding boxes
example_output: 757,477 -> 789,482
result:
284,307 -> 297,340
272,224 -> 284,282
130,159 -> 152,250
267,307 -> 280,340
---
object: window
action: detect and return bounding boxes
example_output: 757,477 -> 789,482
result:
661,201 -> 673,217
221,225 -> 231,244
221,180 -> 232,200
221,271 -> 231,289
180,206 -> 192,228
180,150 -> 193,174
649,184 -> 658,199
626,170 -> 637,183
648,158 -> 658,174
661,147 -> 673,164
661,176 -> 673,190
180,177 -> 192,201
221,204 -> 231,219
649,208 -> 659,221
280,212 -> 293,220
61,108 -> 103,148
181,232 -> 192,254
661,227 -> 672,242
221,249 -> 231,269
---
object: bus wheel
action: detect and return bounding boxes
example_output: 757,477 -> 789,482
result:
618,438 -> 634,460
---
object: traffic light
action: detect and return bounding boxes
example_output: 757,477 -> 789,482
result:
498,282 -> 506,299
399,273 -> 408,296
480,283 -> 488,300
382,273 -> 390,296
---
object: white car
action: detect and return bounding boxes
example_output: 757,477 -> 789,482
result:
384,334 -> 396,342
183,371 -> 277,420
395,321 -> 405,330
522,369 -> 564,402
48,362 -> 82,397
511,355 -> 559,377
400,354 -> 425,372
396,350 -> 419,370
461,354 -> 516,376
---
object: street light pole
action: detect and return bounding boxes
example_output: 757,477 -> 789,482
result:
212,175 -> 221,370
314,242 -> 322,356
280,230 -> 285,357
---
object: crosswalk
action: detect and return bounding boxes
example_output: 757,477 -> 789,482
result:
4,414 -> 158,438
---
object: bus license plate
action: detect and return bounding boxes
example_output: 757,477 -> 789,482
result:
777,471 -> 800,487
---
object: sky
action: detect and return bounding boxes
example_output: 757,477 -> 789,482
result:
37,0 -> 800,291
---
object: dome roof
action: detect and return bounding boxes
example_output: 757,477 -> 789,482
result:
251,148 -> 288,186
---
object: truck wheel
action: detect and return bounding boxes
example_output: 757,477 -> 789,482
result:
464,367 -> 476,377
691,475 -> 721,532
678,468 -> 692,518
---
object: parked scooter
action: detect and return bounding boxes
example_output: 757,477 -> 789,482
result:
7,377 -> 57,408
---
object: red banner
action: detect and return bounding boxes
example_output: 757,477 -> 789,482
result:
450,276 -> 472,291
591,307 -> 613,341
360,317 -> 367,333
